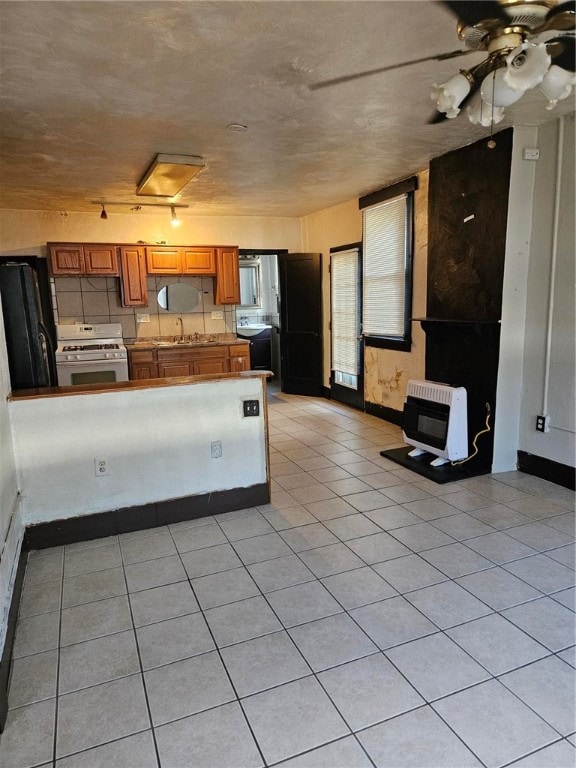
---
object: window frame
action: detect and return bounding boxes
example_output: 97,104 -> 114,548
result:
359,177 -> 417,353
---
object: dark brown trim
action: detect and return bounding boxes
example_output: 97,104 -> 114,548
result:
364,336 -> 411,352
359,176 -> 418,210
364,401 -> 404,427
329,242 -> 362,254
321,386 -> 332,399
0,545 -> 27,733
24,484 -> 269,550
517,451 -> 575,491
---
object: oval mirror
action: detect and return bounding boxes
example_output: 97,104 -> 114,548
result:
158,283 -> 201,313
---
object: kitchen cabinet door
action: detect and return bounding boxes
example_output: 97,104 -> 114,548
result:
48,244 -> 84,275
158,361 -> 193,377
146,247 -> 182,274
131,362 -> 159,379
129,349 -> 158,379
229,343 -> 250,372
181,247 -> 216,275
120,246 -> 148,306
193,357 -> 229,375
83,245 -> 119,275
214,247 -> 240,305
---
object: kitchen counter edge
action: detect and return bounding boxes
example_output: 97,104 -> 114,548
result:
9,370 -> 273,401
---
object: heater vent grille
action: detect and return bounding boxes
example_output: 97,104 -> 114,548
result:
406,380 -> 457,406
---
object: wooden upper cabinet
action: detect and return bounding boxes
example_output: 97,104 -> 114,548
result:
83,245 -> 119,275
145,247 -> 181,274
214,247 -> 240,305
181,247 -> 216,275
48,244 -> 85,275
48,243 -> 119,276
119,246 -> 148,307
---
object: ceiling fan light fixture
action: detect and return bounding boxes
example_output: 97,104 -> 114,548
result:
538,62 -> 576,107
504,41 -> 552,90
431,72 -> 472,117
467,97 -> 506,126
481,68 -> 526,106
137,154 -> 205,198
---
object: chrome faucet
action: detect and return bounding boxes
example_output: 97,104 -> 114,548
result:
176,316 -> 184,342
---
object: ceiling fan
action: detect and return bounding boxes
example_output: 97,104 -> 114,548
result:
310,1 -> 575,127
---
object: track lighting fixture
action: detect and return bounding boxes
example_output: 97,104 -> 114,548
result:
91,200 -> 188,225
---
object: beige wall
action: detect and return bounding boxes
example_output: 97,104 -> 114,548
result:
0,208 -> 304,340
301,174 -> 428,410
0,209 -> 303,254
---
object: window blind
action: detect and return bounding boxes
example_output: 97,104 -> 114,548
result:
362,194 -> 407,338
331,248 -> 359,377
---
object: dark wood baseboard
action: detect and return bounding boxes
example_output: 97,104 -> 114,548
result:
24,483 -> 269,550
321,386 -> 332,399
517,451 -> 575,491
381,446 -> 490,484
0,545 -> 27,733
365,401 -> 404,426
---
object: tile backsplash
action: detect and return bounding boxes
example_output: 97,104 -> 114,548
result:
53,275 -> 236,341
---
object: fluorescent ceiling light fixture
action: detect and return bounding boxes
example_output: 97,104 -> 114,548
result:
136,153 -> 205,197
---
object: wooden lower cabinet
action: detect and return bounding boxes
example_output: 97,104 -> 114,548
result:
128,343 -> 250,380
229,344 -> 250,372
129,350 -> 159,380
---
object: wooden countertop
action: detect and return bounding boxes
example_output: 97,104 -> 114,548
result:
9,370 -> 272,401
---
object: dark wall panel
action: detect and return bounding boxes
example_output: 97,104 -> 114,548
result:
427,128 -> 513,321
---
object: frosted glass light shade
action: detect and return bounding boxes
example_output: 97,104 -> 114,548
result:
539,64 -> 576,109
431,73 -> 471,118
467,98 -> 505,126
481,69 -> 525,107
504,42 -> 551,91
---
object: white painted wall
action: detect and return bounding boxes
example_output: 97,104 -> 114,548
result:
492,126 -> 537,472
0,296 -> 24,658
9,377 -> 268,525
518,115 -> 576,468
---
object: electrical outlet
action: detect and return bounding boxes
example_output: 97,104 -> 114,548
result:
243,399 -> 260,417
136,313 -> 150,323
211,440 -> 223,458
211,310 -> 224,320
535,415 -> 549,433
94,457 -> 109,476
523,148 -> 540,161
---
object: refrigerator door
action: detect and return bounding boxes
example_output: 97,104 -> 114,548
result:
0,263 -> 52,389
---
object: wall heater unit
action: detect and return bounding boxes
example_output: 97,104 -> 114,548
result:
402,380 -> 468,467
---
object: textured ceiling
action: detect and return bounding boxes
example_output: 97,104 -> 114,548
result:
0,0 -> 573,217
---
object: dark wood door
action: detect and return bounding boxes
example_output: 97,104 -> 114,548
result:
279,252 -> 322,396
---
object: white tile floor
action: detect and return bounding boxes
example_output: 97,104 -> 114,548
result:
1,388 -> 575,768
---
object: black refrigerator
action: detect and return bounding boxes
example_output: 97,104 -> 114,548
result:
0,262 -> 57,390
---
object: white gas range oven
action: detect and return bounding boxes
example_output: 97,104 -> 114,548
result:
55,323 -> 128,386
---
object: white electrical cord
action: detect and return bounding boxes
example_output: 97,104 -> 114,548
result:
451,403 -> 492,466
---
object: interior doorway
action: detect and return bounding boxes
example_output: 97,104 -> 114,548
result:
330,243 -> 364,410
278,252 -> 323,396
